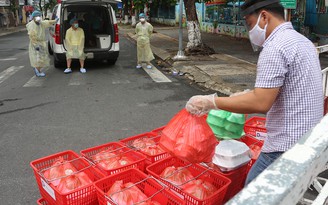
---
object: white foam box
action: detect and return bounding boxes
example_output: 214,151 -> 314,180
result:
96,35 -> 111,48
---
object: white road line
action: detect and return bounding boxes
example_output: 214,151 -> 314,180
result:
0,66 -> 24,84
68,72 -> 86,86
23,67 -> 50,87
112,79 -> 131,84
142,63 -> 172,83
0,58 -> 18,61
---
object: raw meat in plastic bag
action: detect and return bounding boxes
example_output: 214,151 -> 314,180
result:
92,150 -> 133,170
132,137 -> 165,156
107,180 -> 152,205
57,171 -> 92,194
132,138 -> 156,149
249,144 -> 261,159
182,179 -> 217,200
43,157 -> 77,186
160,166 -> 194,186
159,109 -> 217,163
140,145 -> 164,156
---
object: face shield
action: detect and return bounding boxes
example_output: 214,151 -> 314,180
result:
241,0 -> 280,52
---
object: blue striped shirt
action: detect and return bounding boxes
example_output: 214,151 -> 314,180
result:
255,22 -> 323,152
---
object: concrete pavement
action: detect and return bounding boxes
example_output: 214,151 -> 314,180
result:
0,24 -> 27,37
123,23 -> 328,95
124,25 -> 258,95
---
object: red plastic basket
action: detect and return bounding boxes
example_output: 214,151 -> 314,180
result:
239,135 -> 264,174
200,162 -> 249,203
37,198 -> 48,205
80,142 -> 146,175
244,116 -> 267,139
30,150 -> 105,205
151,126 -> 166,136
120,132 -> 171,167
147,157 -> 231,205
94,168 -> 185,205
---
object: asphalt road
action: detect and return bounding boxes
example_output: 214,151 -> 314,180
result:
0,31 -> 207,204
0,30 -> 322,205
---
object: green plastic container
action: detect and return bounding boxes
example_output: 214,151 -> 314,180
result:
206,110 -> 245,140
226,113 -> 245,124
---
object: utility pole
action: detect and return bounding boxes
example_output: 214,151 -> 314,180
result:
173,0 -> 187,60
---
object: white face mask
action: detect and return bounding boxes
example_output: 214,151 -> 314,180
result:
140,18 -> 145,23
249,13 -> 267,47
35,16 -> 41,22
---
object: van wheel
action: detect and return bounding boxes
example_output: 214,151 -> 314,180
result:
48,42 -> 53,55
107,59 -> 117,65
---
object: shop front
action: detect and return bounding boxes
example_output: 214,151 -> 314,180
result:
200,0 -> 248,38
284,0 -> 328,45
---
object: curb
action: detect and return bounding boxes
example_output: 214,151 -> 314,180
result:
0,27 -> 27,37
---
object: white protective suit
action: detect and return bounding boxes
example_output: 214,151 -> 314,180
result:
65,27 -> 86,60
135,22 -> 154,62
26,20 -> 55,68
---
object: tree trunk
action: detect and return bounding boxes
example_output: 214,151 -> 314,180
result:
183,0 -> 202,49
124,15 -> 129,24
131,10 -> 137,27
123,0 -> 129,24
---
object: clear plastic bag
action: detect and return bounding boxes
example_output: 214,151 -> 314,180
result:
159,109 -> 217,163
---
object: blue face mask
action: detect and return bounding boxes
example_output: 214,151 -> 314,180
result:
74,23 -> 79,28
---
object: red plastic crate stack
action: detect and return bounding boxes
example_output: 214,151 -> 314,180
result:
94,168 -> 186,205
239,135 -> 264,172
30,150 -> 105,205
120,132 -> 171,168
216,164 -> 249,203
80,142 -> 147,175
244,116 -> 267,139
147,156 -> 231,205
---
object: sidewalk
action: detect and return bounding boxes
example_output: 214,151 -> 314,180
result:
123,25 -> 258,95
0,24 -> 27,37
123,24 -> 328,95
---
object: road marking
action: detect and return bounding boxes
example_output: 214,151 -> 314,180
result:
23,67 -> 49,87
142,63 -> 172,83
112,79 -> 131,84
68,72 -> 86,86
0,66 -> 24,84
0,58 -> 17,61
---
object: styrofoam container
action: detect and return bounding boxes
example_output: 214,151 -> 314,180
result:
96,35 -> 111,48
212,140 -> 251,172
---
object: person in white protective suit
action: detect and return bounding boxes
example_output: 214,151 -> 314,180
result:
64,18 -> 86,74
135,13 -> 154,69
26,10 -> 57,77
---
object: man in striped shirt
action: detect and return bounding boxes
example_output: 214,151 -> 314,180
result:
185,0 -> 323,184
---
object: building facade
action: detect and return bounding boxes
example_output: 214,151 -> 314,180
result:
150,0 -> 328,43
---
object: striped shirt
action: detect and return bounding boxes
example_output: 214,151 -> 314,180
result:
255,22 -> 323,152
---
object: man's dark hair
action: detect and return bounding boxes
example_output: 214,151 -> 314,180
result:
241,0 -> 285,18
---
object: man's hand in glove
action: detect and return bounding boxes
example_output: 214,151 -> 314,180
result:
185,93 -> 218,116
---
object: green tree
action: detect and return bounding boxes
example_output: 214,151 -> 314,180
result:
43,0 -> 57,18
9,0 -> 19,26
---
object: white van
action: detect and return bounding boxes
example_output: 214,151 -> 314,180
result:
48,0 -> 120,68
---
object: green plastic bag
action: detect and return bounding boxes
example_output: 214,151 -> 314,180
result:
206,110 -> 245,140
